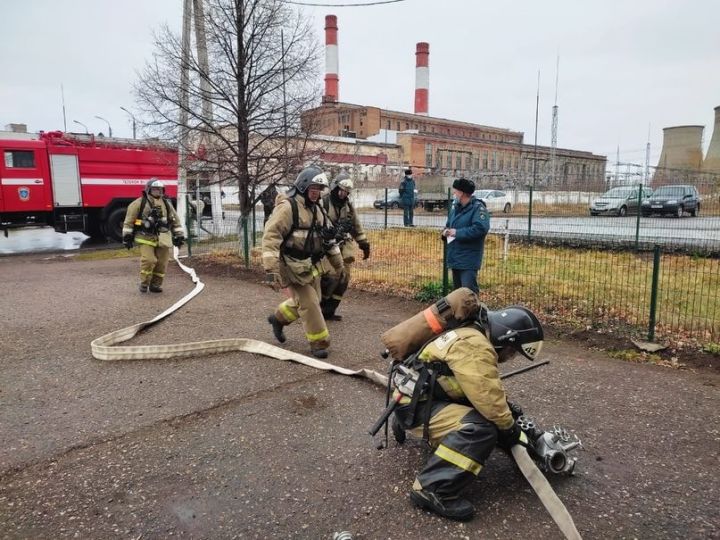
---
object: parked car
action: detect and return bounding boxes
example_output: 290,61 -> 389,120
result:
641,185 -> 701,217
373,189 -> 420,209
589,185 -> 653,216
473,189 -> 512,213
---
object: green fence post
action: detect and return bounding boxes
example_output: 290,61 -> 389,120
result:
634,183 -> 642,250
648,244 -> 661,341
384,187 -> 388,229
442,187 -> 451,295
242,215 -> 250,269
185,197 -> 192,257
252,200 -> 257,247
527,185 -> 534,240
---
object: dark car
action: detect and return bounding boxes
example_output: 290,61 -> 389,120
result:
373,189 -> 420,209
641,185 -> 701,217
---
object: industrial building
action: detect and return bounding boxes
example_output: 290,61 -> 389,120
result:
301,15 -> 607,190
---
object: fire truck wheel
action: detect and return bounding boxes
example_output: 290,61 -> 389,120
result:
106,208 -> 127,243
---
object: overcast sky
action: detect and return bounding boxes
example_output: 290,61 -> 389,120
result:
1,0 -> 718,168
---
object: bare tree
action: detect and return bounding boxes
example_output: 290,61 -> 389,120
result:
135,0 -> 321,218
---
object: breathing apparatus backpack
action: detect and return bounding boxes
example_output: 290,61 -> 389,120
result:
380,287 -> 480,361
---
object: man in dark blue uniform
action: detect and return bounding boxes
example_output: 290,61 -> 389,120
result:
399,169 -> 416,227
441,178 -> 489,294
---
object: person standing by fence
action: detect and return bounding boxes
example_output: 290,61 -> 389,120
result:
399,168 -> 416,227
442,178 -> 489,294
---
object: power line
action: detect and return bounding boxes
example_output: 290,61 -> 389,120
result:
281,0 -> 407,6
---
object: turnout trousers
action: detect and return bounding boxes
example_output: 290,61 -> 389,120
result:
273,278 -> 330,352
139,244 -> 171,287
320,265 -> 351,317
395,401 -> 498,497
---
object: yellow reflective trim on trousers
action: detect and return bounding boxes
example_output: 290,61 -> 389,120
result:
418,348 -> 433,361
434,444 -> 483,475
135,237 -> 158,247
331,294 -> 343,301
152,272 -> 165,277
279,300 -> 298,322
312,266 -> 320,277
140,270 -> 153,275
306,328 -> 329,342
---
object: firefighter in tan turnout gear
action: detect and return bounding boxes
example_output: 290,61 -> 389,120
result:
319,171 -> 370,321
122,179 -> 185,293
391,301 -> 544,521
262,167 -> 345,359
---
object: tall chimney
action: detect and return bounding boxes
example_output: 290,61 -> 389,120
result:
414,42 -> 429,116
323,15 -> 339,103
703,106 -> 720,173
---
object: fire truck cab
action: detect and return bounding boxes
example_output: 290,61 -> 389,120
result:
0,131 -> 178,241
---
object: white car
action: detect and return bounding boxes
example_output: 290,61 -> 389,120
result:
473,189 -> 512,213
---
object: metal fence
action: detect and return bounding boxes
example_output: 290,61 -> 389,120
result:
182,184 -> 720,344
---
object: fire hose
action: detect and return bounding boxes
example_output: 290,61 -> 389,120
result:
90,249 -> 582,539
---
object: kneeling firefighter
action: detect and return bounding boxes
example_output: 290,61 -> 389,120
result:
319,171 -> 370,321
380,290 -> 544,521
262,167 -> 345,359
122,179 -> 185,293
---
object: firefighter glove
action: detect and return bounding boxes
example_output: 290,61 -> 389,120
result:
265,272 -> 282,291
507,400 -> 524,420
122,234 -> 134,250
497,422 -> 528,451
172,235 -> 186,247
358,240 -> 371,260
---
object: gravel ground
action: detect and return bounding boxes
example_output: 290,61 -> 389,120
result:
0,253 -> 718,539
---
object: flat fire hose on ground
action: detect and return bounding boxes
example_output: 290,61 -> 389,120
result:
90,250 -> 582,539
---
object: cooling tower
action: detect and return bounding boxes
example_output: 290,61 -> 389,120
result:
652,125 -> 704,184
703,106 -> 720,173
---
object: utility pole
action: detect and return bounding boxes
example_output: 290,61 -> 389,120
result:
120,107 -> 136,139
616,145 -> 620,186
177,0 -> 192,228
61,84 -> 67,132
644,124 -> 651,185
550,55 -> 559,187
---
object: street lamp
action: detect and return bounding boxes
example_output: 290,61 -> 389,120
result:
72,119 -> 89,134
94,115 -> 113,138
120,106 -> 137,139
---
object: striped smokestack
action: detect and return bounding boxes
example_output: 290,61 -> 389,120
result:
324,15 -> 339,103
703,106 -> 720,173
414,42 -> 429,116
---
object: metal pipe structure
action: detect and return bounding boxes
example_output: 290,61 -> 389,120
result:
414,42 -> 429,116
324,15 -> 339,103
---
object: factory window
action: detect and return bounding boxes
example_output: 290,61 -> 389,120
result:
397,122 -> 401,131
482,151 -> 488,170
4,150 -> 35,168
465,155 -> 472,170
473,156 -> 479,170
492,151 -> 497,170
425,144 -> 433,167
386,120 -> 391,130
406,123 -> 409,129
499,155 -> 504,170
360,120 -> 363,126
446,153 -> 452,168
456,154 -> 462,169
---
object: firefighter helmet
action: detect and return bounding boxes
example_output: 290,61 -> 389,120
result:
485,305 -> 544,361
330,171 -> 353,193
293,167 -> 329,193
145,178 -> 165,195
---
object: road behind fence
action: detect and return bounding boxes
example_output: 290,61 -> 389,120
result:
183,190 -> 720,344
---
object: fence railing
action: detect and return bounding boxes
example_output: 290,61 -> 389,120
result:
182,187 -> 720,344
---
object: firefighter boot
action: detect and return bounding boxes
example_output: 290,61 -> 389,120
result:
311,348 -> 329,359
267,315 -> 287,343
409,488 -> 474,521
321,298 -> 343,321
139,283 -> 149,293
391,414 -> 406,444
149,285 -> 163,293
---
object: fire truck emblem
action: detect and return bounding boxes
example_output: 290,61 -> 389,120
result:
18,187 -> 30,201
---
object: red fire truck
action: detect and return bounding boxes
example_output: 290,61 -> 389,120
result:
0,131 -> 178,241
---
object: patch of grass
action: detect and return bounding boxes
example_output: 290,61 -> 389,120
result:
73,248 -> 137,261
608,348 -> 683,369
703,342 -> 720,356
414,281 -> 444,303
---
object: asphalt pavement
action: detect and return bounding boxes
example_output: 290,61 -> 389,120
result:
0,253 -> 718,539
